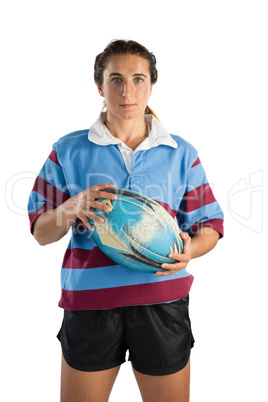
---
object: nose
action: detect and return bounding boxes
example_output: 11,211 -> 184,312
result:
122,82 -> 133,98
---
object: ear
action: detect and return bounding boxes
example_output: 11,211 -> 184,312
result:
149,83 -> 153,97
98,85 -> 104,97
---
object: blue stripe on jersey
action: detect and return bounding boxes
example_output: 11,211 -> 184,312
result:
61,266 -> 191,291
28,191 -> 52,213
68,234 -> 95,251
185,163 -> 208,193
38,159 -> 70,194
182,201 -> 224,231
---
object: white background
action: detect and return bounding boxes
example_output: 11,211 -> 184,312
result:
1,0 -> 267,401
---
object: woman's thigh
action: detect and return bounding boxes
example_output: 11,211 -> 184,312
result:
60,354 -> 121,402
132,359 -> 190,402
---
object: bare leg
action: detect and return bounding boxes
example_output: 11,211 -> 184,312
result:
132,359 -> 190,402
60,354 -> 121,402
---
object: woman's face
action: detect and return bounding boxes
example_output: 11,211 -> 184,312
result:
98,53 -> 153,121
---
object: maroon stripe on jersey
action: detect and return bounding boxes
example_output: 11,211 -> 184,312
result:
183,182 -> 216,212
28,202 -> 54,234
48,149 -> 60,166
62,247 -> 117,269
58,275 -> 194,310
189,218 -> 224,238
32,176 -> 70,207
191,157 -> 201,168
155,200 -> 177,218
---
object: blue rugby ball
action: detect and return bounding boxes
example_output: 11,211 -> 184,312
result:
89,189 -> 183,273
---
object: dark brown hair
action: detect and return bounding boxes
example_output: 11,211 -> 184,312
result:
94,39 -> 158,118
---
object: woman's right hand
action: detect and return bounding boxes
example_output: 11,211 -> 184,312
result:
33,183 -> 117,245
68,183 -> 117,231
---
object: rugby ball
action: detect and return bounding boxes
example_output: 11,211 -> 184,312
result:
89,189 -> 183,273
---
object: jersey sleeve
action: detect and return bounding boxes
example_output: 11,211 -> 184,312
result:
27,145 -> 70,234
177,156 -> 224,238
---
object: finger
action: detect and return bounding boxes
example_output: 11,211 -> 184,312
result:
168,252 -> 191,263
168,252 -> 185,260
92,183 -> 116,193
93,191 -> 117,201
180,232 -> 191,246
77,212 -> 97,231
83,184 -> 117,203
154,269 -> 178,276
81,191 -> 117,214
89,200 -> 114,213
84,209 -> 105,224
161,261 -> 187,271
180,231 -> 191,239
93,182 -> 116,189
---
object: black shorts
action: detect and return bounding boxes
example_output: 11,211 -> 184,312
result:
57,296 -> 194,376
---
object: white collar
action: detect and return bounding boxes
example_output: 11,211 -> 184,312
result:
88,112 -> 178,151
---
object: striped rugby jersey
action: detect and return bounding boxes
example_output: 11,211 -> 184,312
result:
28,114 -> 224,311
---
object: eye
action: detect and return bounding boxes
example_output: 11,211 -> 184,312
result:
134,77 -> 143,83
111,77 -> 122,83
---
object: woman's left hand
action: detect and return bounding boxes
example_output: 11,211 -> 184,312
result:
153,232 -> 192,276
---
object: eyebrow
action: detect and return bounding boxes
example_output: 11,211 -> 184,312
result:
108,73 -> 148,78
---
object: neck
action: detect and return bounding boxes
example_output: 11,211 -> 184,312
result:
104,111 -> 148,146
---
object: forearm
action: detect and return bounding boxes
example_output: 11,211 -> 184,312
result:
32,183 -> 117,246
33,198 -> 78,246
190,227 -> 220,259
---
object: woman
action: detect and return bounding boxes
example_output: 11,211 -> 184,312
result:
28,40 -> 224,402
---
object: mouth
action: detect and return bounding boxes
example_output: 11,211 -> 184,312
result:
120,104 -> 136,108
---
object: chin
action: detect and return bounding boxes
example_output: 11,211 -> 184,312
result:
108,107 -> 143,121
119,108 -> 142,120
122,113 -> 137,120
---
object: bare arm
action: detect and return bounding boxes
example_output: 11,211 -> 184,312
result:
154,227 -> 220,276
33,183 -> 117,246
190,227 -> 220,259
